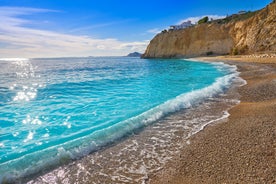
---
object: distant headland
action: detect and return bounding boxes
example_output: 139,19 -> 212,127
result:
126,52 -> 142,57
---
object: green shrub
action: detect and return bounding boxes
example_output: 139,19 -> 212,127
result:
198,16 -> 209,24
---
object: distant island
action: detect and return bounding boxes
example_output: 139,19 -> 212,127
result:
126,52 -> 142,57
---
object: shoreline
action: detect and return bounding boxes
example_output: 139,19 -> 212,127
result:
148,56 -> 276,183
24,58 -> 243,184
9,56 -> 275,183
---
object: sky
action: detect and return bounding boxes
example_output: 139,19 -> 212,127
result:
0,0 -> 272,58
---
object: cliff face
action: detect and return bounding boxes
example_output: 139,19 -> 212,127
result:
230,2 -> 276,53
142,2 -> 276,58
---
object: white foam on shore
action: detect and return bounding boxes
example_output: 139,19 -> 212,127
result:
188,110 -> 230,138
185,58 -> 247,86
181,61 -> 247,140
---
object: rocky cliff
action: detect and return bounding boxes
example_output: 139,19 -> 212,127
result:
142,1 -> 276,58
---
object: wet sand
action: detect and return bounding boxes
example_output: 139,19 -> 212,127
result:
149,56 -> 276,183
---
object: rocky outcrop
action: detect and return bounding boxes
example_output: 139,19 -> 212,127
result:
142,1 -> 276,58
126,52 -> 142,57
229,2 -> 276,54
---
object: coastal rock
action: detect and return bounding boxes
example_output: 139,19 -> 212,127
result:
126,52 -> 142,57
230,1 -> 276,54
142,1 -> 276,58
142,24 -> 233,58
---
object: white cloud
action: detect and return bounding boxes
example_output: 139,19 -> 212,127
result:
69,19 -> 134,34
147,28 -> 161,34
0,7 -> 148,58
177,15 -> 226,24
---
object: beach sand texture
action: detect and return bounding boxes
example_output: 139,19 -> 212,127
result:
149,57 -> 276,183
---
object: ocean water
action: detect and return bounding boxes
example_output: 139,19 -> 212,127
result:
0,57 -> 242,182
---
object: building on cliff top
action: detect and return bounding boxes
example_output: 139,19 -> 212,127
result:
238,10 -> 247,14
169,20 -> 193,30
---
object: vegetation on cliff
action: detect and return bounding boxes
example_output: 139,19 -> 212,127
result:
198,16 -> 209,24
142,1 -> 276,58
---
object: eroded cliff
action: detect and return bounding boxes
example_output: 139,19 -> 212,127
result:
142,1 -> 276,58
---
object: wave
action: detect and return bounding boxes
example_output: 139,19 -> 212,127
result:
0,62 -> 245,183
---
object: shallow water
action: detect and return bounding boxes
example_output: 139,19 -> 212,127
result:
28,83 -> 243,184
0,57 -> 242,182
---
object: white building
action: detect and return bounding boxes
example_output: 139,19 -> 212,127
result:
170,20 -> 193,30
238,10 -> 247,14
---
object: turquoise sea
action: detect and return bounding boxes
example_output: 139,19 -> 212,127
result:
0,57 -> 242,182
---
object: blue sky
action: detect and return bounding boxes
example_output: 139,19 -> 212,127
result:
0,0 -> 272,58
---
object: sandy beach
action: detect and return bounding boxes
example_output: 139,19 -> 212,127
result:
148,56 -> 276,183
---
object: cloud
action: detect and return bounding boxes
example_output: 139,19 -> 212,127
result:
147,28 -> 161,34
69,19 -> 136,34
177,15 -> 226,24
0,7 -> 148,58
